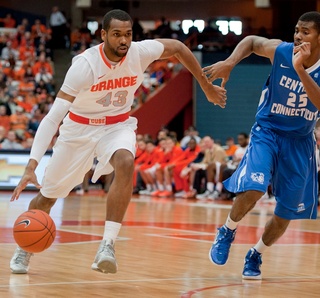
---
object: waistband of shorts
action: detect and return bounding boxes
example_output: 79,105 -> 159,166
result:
69,111 -> 129,125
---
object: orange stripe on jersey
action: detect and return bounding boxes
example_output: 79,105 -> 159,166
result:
99,43 -> 127,69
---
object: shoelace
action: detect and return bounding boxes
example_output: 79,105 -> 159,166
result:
15,250 -> 33,265
101,243 -> 115,258
246,250 -> 262,268
218,227 -> 234,240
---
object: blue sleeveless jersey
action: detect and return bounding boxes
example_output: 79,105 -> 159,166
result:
255,42 -> 320,137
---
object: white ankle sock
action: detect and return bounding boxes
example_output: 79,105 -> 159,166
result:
225,214 -> 238,230
207,182 -> 214,192
253,237 -> 268,254
216,182 -> 223,192
103,221 -> 121,243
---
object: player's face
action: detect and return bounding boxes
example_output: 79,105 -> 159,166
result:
294,21 -> 320,49
101,19 -> 132,62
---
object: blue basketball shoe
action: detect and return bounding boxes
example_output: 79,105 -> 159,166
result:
209,225 -> 237,265
242,248 -> 262,280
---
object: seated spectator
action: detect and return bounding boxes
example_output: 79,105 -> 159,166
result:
0,130 -> 24,149
71,37 -> 88,56
0,13 -> 16,28
150,135 -> 183,197
19,31 -> 34,48
10,106 -> 29,138
0,105 -> 10,132
32,53 -> 53,76
2,53 -> 17,79
79,21 -> 92,45
179,125 -> 201,150
21,136 -> 34,149
23,66 -> 36,83
36,43 -> 53,60
138,139 -> 164,195
31,19 -> 48,48
194,136 -> 228,200
34,67 -> 55,95
224,136 -> 239,159
16,18 -> 30,45
70,27 -> 82,48
155,128 -> 168,145
24,90 -> 38,107
219,132 -> 249,200
19,43 -> 35,61
15,95 -> 33,114
180,138 -> 209,198
18,76 -> 35,96
163,137 -> 201,198
132,138 -> 148,194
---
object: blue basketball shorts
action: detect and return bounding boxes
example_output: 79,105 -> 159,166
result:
223,123 -> 318,220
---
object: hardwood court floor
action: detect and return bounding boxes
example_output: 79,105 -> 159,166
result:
0,190 -> 320,298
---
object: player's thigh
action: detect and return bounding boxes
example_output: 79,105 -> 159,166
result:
41,138 -> 95,198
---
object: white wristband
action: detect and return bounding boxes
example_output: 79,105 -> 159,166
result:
30,97 -> 72,163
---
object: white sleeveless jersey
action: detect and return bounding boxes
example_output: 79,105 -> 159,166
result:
61,40 -> 164,118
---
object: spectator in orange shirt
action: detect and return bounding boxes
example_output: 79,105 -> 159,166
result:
138,139 -> 164,195
15,95 -> 33,114
18,76 -> 35,96
167,137 -> 201,197
19,44 -> 35,61
151,136 -> 183,197
31,19 -> 48,47
0,13 -> 16,28
15,18 -> 31,46
19,31 -> 34,49
225,136 -> 239,159
24,90 -> 38,107
32,53 -> 53,76
133,138 -> 148,193
10,106 -> 29,138
0,105 -> 11,132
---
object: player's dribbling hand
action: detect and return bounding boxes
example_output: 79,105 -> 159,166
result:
10,169 -> 42,201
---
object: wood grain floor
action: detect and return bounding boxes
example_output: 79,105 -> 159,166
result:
0,190 -> 319,298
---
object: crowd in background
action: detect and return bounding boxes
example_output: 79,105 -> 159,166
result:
0,11 -> 56,150
74,126 -> 253,201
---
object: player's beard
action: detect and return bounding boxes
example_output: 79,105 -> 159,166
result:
106,40 -> 128,58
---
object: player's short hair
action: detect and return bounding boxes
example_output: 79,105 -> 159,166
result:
102,9 -> 133,31
299,11 -> 320,33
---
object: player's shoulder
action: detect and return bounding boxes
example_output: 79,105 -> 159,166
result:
132,39 -> 163,50
275,41 -> 294,56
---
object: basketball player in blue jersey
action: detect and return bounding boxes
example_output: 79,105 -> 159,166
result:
203,11 -> 320,279
9,10 -> 227,274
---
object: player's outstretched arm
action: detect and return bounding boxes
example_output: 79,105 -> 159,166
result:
156,38 -> 227,108
203,35 -> 281,87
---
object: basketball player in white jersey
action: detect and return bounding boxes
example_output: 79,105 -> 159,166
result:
9,9 -> 227,274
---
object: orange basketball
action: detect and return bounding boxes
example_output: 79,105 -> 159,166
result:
13,209 -> 56,253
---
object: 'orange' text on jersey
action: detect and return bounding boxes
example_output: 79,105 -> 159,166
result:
91,76 -> 138,92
